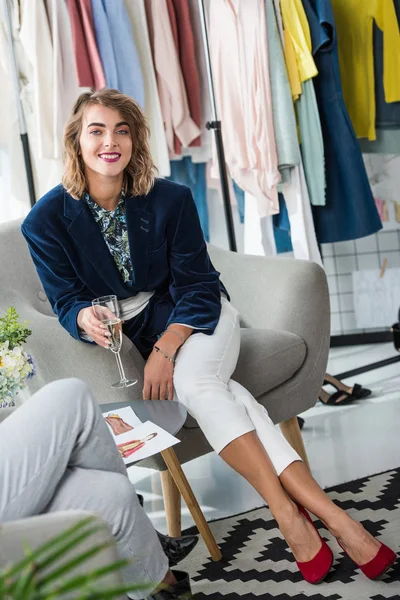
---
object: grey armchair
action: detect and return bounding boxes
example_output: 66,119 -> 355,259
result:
0,219 -> 330,557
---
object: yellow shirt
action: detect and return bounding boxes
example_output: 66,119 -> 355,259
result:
280,0 -> 318,91
332,0 -> 400,141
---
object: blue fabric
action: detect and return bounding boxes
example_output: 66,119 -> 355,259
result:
91,0 -> 145,107
302,0 -> 382,243
167,158 -> 209,241
91,0 -> 118,89
232,180 -> 245,224
373,0 -> 400,129
21,180 -> 227,359
273,194 -> 293,253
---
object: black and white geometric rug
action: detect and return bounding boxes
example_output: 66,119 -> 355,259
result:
181,468 -> 400,599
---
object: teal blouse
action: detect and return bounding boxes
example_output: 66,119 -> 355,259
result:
84,192 -> 133,283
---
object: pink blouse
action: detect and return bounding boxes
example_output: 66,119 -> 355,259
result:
209,0 -> 280,215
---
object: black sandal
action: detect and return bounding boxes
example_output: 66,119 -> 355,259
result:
319,389 -> 358,406
323,374 -> 371,400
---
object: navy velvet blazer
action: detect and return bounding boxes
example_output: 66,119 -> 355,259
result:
21,179 -> 225,355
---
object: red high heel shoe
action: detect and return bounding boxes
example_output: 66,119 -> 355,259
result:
337,538 -> 397,580
295,506 -> 333,584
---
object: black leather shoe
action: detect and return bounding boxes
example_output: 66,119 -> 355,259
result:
147,570 -> 193,599
136,494 -> 198,566
157,531 -> 198,567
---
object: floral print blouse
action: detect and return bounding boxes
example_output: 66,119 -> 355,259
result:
84,192 -> 133,283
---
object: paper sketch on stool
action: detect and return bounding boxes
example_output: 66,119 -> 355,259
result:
103,407 -> 142,436
112,421 -> 180,464
352,268 -> 400,329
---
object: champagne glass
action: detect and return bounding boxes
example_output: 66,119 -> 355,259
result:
92,295 -> 137,389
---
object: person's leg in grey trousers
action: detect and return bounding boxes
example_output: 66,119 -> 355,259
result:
0,378 -> 168,599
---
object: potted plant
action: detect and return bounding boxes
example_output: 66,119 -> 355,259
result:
0,307 -> 36,408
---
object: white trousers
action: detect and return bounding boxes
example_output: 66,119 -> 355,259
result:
173,298 -> 301,476
0,379 -> 168,600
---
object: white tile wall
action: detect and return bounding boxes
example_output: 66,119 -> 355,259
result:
337,274 -> 353,293
355,235 -> 378,253
341,293 -> 355,312
326,229 -> 400,336
327,276 -> 338,295
357,253 -> 380,271
378,232 -> 399,251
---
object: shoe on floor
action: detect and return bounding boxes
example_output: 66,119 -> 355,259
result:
157,531 -> 199,567
146,570 -> 193,599
137,493 -> 199,566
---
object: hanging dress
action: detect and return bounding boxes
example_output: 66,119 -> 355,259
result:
301,0 -> 382,243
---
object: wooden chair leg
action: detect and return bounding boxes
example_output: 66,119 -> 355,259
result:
161,448 -> 222,561
160,469 -> 182,537
280,416 -> 311,472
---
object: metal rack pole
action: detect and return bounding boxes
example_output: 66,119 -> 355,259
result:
197,0 -> 237,252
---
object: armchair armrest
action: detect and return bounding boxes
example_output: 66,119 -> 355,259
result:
22,308 -> 145,404
208,245 -> 330,408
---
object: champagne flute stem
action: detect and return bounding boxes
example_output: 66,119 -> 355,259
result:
115,351 -> 128,383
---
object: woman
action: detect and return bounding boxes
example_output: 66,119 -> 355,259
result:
22,89 -> 396,585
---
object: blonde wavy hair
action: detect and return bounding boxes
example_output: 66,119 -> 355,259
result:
62,89 -> 156,199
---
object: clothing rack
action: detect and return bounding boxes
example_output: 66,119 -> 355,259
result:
2,0 -> 36,207
198,0 -> 237,252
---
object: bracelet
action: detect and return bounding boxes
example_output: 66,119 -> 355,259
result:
162,328 -> 185,344
154,345 -> 176,363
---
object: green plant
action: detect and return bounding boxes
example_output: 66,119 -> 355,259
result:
0,307 -> 32,350
0,516 -> 151,599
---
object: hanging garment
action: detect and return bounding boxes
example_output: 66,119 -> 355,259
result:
296,80 -> 326,205
167,158 -> 209,241
209,0 -> 280,216
243,166 -> 322,264
45,0 -> 90,159
145,0 -> 200,153
265,0 -> 300,184
373,0 -> 400,130
282,164 -> 322,265
280,0 -> 326,207
170,0 -> 201,147
168,0 -> 213,164
123,0 -> 170,176
165,0 -> 183,156
302,0 -> 382,243
66,0 -> 105,90
244,194 -> 278,257
331,0 -> 400,141
0,7 -> 30,221
90,0 -> 144,106
273,194 -> 294,254
90,0 -> 117,88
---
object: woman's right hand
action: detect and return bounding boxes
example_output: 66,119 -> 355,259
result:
77,306 -> 111,348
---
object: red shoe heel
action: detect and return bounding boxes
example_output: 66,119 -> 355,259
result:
338,539 -> 397,580
295,506 -> 333,584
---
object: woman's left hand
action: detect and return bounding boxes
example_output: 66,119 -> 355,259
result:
143,348 -> 175,400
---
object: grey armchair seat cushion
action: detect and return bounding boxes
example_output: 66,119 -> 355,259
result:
233,329 -> 306,398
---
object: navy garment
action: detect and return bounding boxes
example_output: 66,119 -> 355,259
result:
167,158 -> 209,241
374,0 -> 400,129
302,0 -> 382,244
21,180 -> 227,359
